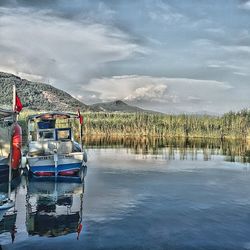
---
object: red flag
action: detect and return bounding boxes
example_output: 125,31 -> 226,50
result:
78,109 -> 83,125
15,94 -> 23,112
77,223 -> 83,240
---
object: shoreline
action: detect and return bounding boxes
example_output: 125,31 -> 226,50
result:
82,133 -> 249,141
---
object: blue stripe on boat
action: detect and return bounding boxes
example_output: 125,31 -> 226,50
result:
31,162 -> 82,173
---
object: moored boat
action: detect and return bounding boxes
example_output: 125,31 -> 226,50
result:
26,112 -> 87,177
0,87 -> 22,182
0,86 -> 22,217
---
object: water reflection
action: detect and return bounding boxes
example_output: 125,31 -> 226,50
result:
0,169 -> 86,247
84,136 -> 250,163
0,210 -> 17,243
1,142 -> 250,249
26,175 -> 85,238
0,178 -> 20,245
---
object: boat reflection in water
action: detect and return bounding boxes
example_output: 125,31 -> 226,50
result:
25,166 -> 86,239
0,210 -> 17,243
0,178 -> 21,244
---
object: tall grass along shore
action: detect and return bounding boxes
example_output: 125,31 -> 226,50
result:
18,109 -> 250,140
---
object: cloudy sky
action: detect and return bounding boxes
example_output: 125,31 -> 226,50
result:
0,0 -> 250,114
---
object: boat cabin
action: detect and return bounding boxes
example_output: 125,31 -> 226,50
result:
27,112 -> 82,156
0,108 -> 15,159
28,112 -> 78,142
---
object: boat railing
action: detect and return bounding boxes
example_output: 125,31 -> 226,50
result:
28,140 -> 77,156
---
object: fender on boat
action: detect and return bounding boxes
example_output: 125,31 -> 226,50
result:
11,122 -> 22,170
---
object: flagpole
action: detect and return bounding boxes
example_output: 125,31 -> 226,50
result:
12,84 -> 17,122
78,109 -> 83,150
80,122 -> 83,150
8,85 -> 16,200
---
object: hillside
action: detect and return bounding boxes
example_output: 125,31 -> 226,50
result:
0,72 -> 153,113
0,72 -> 91,112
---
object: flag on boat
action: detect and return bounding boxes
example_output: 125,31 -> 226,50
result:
78,109 -> 83,124
15,93 -> 23,112
77,223 -> 83,240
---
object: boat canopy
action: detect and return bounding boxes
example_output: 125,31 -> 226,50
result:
0,108 -> 14,120
28,112 -> 79,121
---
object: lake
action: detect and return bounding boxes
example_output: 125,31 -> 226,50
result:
1,137 -> 250,250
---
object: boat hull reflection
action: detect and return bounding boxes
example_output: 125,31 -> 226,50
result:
26,167 -> 86,238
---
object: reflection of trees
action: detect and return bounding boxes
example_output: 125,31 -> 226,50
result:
83,136 -> 250,163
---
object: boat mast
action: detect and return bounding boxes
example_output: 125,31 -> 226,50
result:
79,118 -> 83,150
8,85 -> 16,200
12,84 -> 17,123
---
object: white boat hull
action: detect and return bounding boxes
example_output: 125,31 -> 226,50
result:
27,152 -> 84,176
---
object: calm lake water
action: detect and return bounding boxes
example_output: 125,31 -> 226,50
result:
1,138 -> 250,250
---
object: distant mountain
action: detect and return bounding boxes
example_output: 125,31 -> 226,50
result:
0,72 -> 154,113
90,100 -> 148,113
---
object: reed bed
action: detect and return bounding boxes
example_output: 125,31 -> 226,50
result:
18,109 -> 250,140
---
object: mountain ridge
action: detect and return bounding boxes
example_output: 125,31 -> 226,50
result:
0,72 -> 155,113
0,72 -> 90,111
91,100 -> 145,113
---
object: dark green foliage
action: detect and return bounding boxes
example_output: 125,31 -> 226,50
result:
0,72 -> 89,111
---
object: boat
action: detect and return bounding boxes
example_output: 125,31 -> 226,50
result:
0,85 -> 22,182
0,85 -> 22,214
26,112 -> 87,177
0,194 -> 14,210
0,108 -> 22,182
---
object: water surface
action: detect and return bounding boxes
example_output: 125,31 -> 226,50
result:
1,138 -> 250,249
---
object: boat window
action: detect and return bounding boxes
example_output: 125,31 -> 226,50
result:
56,128 -> 71,140
38,130 -> 54,140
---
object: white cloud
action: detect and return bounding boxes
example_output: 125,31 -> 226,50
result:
0,7 -> 147,87
222,45 -> 250,53
239,0 -> 250,10
193,37 -> 250,55
85,75 -> 169,103
82,75 -> 232,113
207,61 -> 247,71
192,38 -> 250,77
205,27 -> 225,36
124,84 -> 167,101
147,0 -> 187,24
192,39 -> 215,47
233,71 -> 248,76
